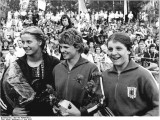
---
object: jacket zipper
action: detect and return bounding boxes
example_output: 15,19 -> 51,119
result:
115,72 -> 120,99
66,70 -> 70,98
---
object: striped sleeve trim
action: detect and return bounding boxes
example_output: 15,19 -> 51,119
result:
0,98 -> 7,110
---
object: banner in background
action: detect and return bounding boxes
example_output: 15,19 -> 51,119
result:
124,0 -> 127,21
38,0 -> 46,11
78,0 -> 88,14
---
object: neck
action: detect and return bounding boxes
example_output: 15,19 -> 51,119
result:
115,59 -> 130,73
10,53 -> 14,56
27,50 -> 43,63
67,53 -> 81,70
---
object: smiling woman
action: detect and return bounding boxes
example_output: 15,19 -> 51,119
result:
101,32 -> 159,116
106,33 -> 132,72
52,28 -> 102,116
1,26 -> 60,116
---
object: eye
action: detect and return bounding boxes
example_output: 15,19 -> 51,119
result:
116,47 -> 122,51
64,46 -> 69,49
27,40 -> 32,44
108,47 -> 113,52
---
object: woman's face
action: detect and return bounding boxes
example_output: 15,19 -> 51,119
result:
95,47 -> 101,54
150,47 -> 156,53
89,42 -> 94,48
21,34 -> 42,56
139,42 -> 145,49
107,40 -> 130,68
9,46 -> 15,55
155,39 -> 159,46
17,40 -> 23,48
134,40 -> 138,45
3,41 -> 8,47
62,18 -> 69,27
59,43 -> 78,60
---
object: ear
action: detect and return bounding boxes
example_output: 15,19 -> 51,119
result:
75,44 -> 80,51
127,50 -> 131,55
38,40 -> 42,46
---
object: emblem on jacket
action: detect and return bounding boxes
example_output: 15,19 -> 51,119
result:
127,87 -> 137,99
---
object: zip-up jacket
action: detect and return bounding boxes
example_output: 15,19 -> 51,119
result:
102,59 -> 159,116
52,56 -> 102,115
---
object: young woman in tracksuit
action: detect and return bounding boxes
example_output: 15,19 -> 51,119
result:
52,28 -> 101,116
102,32 -> 159,116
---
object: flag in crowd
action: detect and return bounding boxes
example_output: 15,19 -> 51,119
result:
38,0 -> 46,11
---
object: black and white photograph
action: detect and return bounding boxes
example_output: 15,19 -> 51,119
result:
0,0 -> 159,119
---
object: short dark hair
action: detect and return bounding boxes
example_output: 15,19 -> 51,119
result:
149,44 -> 156,49
9,44 -> 15,49
95,45 -> 102,53
106,32 -> 132,52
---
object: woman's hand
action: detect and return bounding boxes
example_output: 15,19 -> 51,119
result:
66,102 -> 81,116
12,107 -> 28,116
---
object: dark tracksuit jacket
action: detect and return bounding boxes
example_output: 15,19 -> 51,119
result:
52,56 -> 102,115
102,59 -> 159,116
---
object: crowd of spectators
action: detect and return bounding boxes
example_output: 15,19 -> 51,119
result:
0,8 -> 159,82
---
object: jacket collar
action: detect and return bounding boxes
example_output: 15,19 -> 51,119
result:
61,55 -> 89,70
109,59 -> 139,73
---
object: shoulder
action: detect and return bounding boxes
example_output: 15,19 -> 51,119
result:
44,53 -> 60,65
136,65 -> 157,82
137,65 -> 159,89
52,62 -> 65,74
49,55 -> 60,63
83,59 -> 98,72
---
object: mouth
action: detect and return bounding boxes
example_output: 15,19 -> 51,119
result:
111,56 -> 121,61
62,53 -> 68,57
24,48 -> 31,52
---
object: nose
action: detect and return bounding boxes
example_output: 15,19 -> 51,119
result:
60,47 -> 65,53
111,49 -> 117,55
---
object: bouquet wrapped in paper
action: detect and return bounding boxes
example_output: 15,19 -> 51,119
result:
2,62 -> 36,108
75,72 -> 114,116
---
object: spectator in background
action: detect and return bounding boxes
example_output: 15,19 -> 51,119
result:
32,10 -> 39,26
5,44 -> 17,67
143,44 -> 159,70
81,46 -> 94,63
60,14 -> 73,33
128,11 -> 133,24
145,35 -> 154,48
0,26 -> 4,38
15,39 -> 25,58
94,45 -> 106,71
135,39 -> 147,58
59,14 -> 73,61
88,41 -> 96,57
155,38 -> 159,52
2,40 -> 9,51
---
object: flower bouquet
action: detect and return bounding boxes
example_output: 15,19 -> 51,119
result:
3,62 -> 57,109
74,72 -> 114,116
2,62 -> 36,108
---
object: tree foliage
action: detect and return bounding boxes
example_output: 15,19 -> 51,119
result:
7,0 -> 20,11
